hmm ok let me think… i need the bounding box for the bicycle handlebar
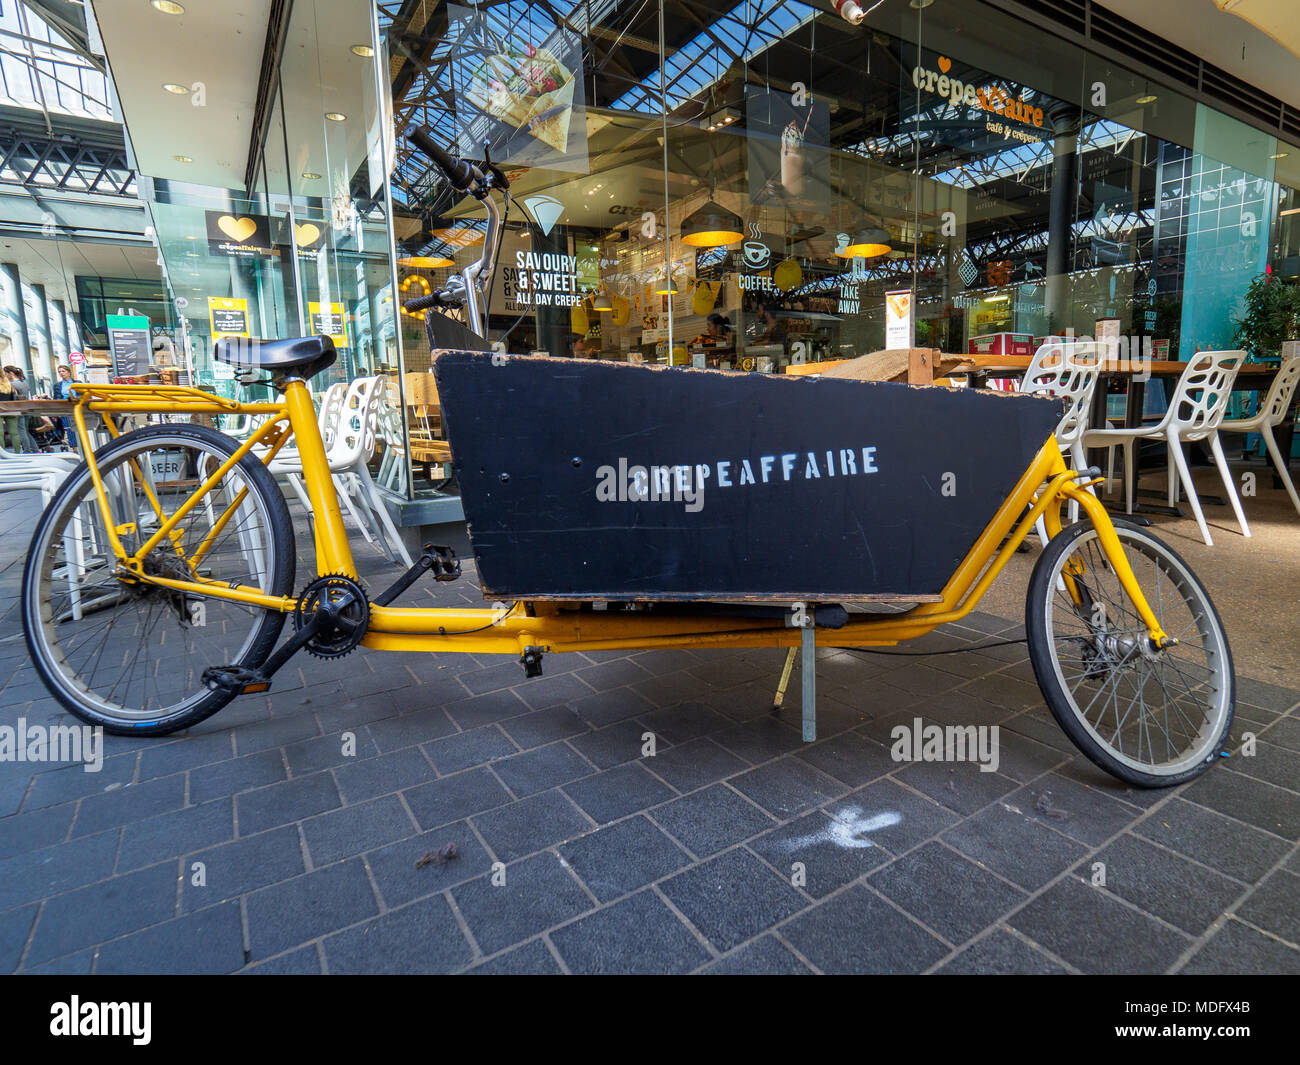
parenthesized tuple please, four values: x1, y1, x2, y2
(408, 127, 478, 191)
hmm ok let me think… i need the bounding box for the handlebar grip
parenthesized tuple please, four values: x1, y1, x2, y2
(403, 293, 441, 313)
(408, 127, 475, 190)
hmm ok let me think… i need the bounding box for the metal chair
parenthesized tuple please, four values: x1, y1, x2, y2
(1220, 353, 1300, 518)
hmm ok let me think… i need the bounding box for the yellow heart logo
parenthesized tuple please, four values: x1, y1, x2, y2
(937, 56, 952, 73)
(217, 215, 258, 242)
(295, 222, 321, 246)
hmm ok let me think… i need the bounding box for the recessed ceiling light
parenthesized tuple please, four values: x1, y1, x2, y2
(162, 83, 189, 95)
(302, 172, 321, 180)
(1271, 152, 1290, 160)
(1136, 94, 1158, 105)
(173, 154, 192, 163)
(350, 44, 374, 57)
(325, 112, 346, 122)
(150, 1, 185, 14)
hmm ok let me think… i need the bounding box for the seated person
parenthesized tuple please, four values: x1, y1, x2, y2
(691, 313, 734, 350)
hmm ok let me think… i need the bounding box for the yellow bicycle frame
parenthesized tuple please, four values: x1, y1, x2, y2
(69, 379, 1169, 659)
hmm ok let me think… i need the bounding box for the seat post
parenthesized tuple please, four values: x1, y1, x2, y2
(282, 378, 357, 577)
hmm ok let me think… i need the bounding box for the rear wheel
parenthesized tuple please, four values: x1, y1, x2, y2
(1025, 517, 1233, 787)
(22, 423, 295, 735)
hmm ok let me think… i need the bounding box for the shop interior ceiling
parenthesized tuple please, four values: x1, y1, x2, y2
(384, 0, 1110, 283)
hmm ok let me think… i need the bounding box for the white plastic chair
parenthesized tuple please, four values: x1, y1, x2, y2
(1220, 353, 1300, 518)
(269, 376, 412, 568)
(1083, 350, 1248, 546)
(1019, 341, 1104, 542)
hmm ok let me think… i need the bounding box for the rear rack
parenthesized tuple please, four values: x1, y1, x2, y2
(71, 383, 284, 416)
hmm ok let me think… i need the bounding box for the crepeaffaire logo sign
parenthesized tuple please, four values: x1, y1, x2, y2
(911, 55, 1044, 142)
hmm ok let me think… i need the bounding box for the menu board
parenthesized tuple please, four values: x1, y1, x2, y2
(105, 314, 150, 377)
(309, 301, 347, 344)
(208, 297, 250, 339)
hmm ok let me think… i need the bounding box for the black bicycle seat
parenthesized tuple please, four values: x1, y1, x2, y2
(213, 335, 337, 378)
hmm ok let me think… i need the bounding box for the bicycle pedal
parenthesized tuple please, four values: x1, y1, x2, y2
(201, 665, 271, 695)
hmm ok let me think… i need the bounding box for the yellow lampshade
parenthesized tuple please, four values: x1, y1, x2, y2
(836, 225, 892, 258)
(398, 255, 454, 268)
(680, 200, 743, 248)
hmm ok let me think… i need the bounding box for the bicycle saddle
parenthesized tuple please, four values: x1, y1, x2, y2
(213, 335, 337, 378)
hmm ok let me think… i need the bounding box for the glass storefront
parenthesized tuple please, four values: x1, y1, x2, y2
(137, 0, 1300, 506)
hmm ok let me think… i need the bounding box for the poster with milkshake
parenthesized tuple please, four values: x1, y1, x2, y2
(745, 87, 830, 214)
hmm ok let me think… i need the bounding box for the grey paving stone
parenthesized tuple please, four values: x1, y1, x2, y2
(71, 773, 186, 837)
(1236, 678, 1300, 714)
(1009, 875, 1191, 974)
(27, 861, 179, 966)
(421, 725, 518, 775)
(651, 783, 774, 857)
(711, 717, 804, 764)
(323, 894, 473, 974)
(441, 689, 530, 731)
(471, 789, 592, 862)
(236, 771, 341, 835)
(451, 851, 595, 955)
(567, 719, 661, 770)
(1259, 715, 1300, 751)
(491, 742, 594, 798)
(189, 749, 287, 803)
(550, 889, 711, 974)
(137, 733, 235, 780)
(365, 708, 459, 754)
(1132, 798, 1293, 882)
(118, 798, 235, 872)
(512, 672, 595, 711)
(700, 934, 812, 973)
(891, 756, 1018, 817)
(0, 802, 74, 861)
(870, 841, 1029, 944)
(562, 762, 676, 825)
(230, 712, 320, 755)
(748, 810, 892, 896)
(182, 826, 306, 912)
(497, 706, 590, 749)
(1180, 917, 1300, 974)
(658, 848, 806, 953)
(635, 702, 730, 745)
(729, 756, 847, 819)
(1182, 769, 1300, 840)
(559, 815, 692, 903)
(466, 938, 563, 974)
(1003, 773, 1143, 846)
(0, 903, 36, 972)
(935, 929, 1070, 974)
(780, 884, 949, 973)
(20, 948, 94, 975)
(568, 688, 654, 729)
(95, 900, 244, 974)
(332, 746, 434, 803)
(825, 777, 963, 858)
(942, 800, 1090, 891)
(988, 728, 1070, 783)
(283, 730, 380, 776)
(244, 944, 322, 974)
(1222, 741, 1300, 792)
(642, 737, 749, 792)
(403, 766, 513, 830)
(575, 658, 651, 692)
(364, 820, 494, 908)
(0, 828, 121, 910)
(1235, 870, 1300, 944)
(794, 732, 895, 788)
(458, 661, 533, 696)
(1091, 833, 1244, 936)
(300, 795, 416, 866)
(245, 859, 378, 960)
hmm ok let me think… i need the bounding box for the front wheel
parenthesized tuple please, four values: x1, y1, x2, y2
(1025, 517, 1233, 787)
(22, 423, 296, 735)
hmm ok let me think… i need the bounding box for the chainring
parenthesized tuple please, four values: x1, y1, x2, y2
(294, 575, 370, 658)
